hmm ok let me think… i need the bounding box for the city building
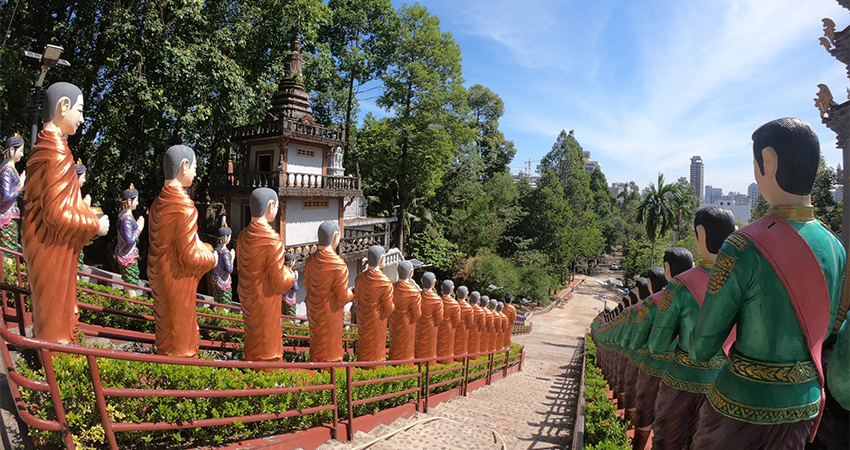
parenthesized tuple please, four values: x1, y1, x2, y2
(610, 182, 628, 197)
(583, 151, 601, 174)
(712, 200, 751, 223)
(690, 156, 704, 202)
(747, 183, 760, 209)
(704, 185, 723, 205)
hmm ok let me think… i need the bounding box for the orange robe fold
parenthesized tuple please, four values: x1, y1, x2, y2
(388, 279, 421, 361)
(23, 130, 100, 344)
(503, 304, 517, 348)
(148, 185, 217, 358)
(484, 309, 495, 353)
(237, 221, 295, 364)
(470, 304, 486, 356)
(454, 300, 474, 362)
(354, 268, 395, 362)
(436, 295, 462, 364)
(304, 248, 353, 362)
(415, 289, 444, 359)
(496, 312, 508, 351)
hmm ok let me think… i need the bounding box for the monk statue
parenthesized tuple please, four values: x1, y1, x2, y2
(631, 259, 691, 450)
(480, 295, 493, 353)
(0, 133, 24, 262)
(23, 82, 108, 344)
(691, 118, 846, 450)
(237, 188, 295, 365)
(414, 272, 443, 360)
(304, 221, 354, 362)
(453, 286, 474, 362)
(115, 184, 144, 297)
(828, 318, 850, 410)
(502, 294, 518, 348)
(388, 260, 421, 362)
(436, 280, 461, 364)
(354, 245, 395, 362)
(488, 299, 501, 352)
(211, 217, 235, 306)
(468, 291, 484, 356)
(496, 301, 509, 350)
(648, 207, 737, 450)
(148, 144, 217, 357)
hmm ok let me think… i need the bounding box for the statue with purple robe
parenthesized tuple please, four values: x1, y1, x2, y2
(211, 218, 234, 305)
(116, 184, 143, 297)
(0, 133, 25, 260)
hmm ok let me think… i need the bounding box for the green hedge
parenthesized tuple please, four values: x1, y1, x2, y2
(583, 337, 629, 450)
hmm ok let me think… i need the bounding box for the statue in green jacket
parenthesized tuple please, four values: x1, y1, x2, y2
(630, 254, 693, 450)
(690, 118, 846, 450)
(648, 207, 737, 450)
(618, 281, 649, 414)
(828, 318, 849, 410)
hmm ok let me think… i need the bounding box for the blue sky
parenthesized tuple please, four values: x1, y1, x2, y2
(375, 0, 849, 194)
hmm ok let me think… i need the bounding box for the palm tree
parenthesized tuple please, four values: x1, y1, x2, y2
(636, 173, 677, 266)
(671, 186, 699, 242)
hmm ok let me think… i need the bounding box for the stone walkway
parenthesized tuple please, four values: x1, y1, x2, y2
(315, 274, 615, 450)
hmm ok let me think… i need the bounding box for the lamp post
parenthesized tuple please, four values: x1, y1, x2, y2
(24, 44, 70, 145)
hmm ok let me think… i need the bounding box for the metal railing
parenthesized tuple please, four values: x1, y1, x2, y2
(211, 170, 361, 192)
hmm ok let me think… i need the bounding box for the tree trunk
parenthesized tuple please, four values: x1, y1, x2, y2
(649, 240, 656, 266)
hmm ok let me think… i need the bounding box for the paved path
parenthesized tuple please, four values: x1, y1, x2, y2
(316, 274, 616, 450)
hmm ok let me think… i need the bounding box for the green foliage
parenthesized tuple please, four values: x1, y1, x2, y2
(636, 173, 678, 266)
(468, 84, 516, 180)
(621, 239, 665, 283)
(812, 159, 842, 233)
(517, 170, 572, 283)
(406, 227, 461, 275)
(455, 250, 521, 299)
(583, 338, 629, 449)
(749, 194, 770, 222)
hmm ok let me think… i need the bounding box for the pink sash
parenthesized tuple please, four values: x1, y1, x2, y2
(737, 216, 830, 441)
(678, 267, 737, 355)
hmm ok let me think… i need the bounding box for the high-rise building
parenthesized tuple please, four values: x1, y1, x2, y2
(747, 183, 760, 209)
(690, 156, 704, 202)
(705, 185, 723, 205)
(610, 182, 628, 197)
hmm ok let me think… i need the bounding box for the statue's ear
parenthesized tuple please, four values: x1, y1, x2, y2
(179, 158, 191, 175)
(760, 147, 778, 180)
(266, 199, 277, 216)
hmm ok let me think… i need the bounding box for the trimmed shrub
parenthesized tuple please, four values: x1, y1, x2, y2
(583, 337, 629, 449)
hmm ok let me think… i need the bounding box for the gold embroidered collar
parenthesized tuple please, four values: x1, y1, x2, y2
(699, 260, 715, 270)
(768, 205, 814, 222)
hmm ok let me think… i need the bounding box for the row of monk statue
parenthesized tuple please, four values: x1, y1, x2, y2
(6, 81, 519, 367)
(591, 117, 850, 450)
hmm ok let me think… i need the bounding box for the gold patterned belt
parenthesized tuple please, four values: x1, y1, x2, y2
(674, 348, 726, 370)
(651, 352, 673, 361)
(726, 351, 818, 384)
(637, 348, 650, 356)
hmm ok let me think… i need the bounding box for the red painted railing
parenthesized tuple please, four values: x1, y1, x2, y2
(0, 248, 526, 449)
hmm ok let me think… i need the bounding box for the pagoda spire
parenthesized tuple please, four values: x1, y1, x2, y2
(268, 15, 314, 124)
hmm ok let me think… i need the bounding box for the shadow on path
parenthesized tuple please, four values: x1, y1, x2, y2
(523, 337, 583, 449)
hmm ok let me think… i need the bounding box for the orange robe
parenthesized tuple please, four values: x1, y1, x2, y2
(495, 312, 508, 351)
(354, 269, 395, 362)
(436, 295, 461, 364)
(148, 185, 217, 358)
(237, 221, 295, 364)
(304, 248, 353, 362)
(388, 279, 421, 361)
(484, 309, 495, 353)
(470, 304, 486, 356)
(454, 300, 474, 362)
(415, 289, 443, 359)
(23, 130, 100, 344)
(503, 304, 517, 348)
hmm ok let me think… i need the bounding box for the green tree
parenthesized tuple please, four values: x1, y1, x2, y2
(519, 170, 572, 283)
(312, 0, 400, 158)
(468, 84, 516, 180)
(636, 173, 677, 266)
(589, 169, 623, 252)
(354, 4, 472, 254)
(750, 194, 770, 222)
(671, 177, 700, 243)
(812, 158, 841, 232)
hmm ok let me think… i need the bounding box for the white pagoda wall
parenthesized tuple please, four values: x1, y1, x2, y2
(285, 198, 340, 246)
(286, 143, 323, 175)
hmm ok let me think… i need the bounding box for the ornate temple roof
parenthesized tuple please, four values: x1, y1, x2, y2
(267, 29, 314, 124)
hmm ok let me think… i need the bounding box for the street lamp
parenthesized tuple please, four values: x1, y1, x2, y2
(24, 44, 70, 144)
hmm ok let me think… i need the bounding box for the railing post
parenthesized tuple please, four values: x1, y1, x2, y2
(41, 349, 76, 450)
(346, 366, 354, 441)
(331, 367, 340, 440)
(486, 352, 495, 386)
(503, 349, 510, 377)
(87, 355, 119, 450)
(416, 361, 423, 412)
(424, 360, 431, 413)
(15, 253, 26, 335)
(462, 356, 470, 397)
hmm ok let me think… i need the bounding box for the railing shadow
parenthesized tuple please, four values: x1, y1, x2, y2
(524, 338, 584, 449)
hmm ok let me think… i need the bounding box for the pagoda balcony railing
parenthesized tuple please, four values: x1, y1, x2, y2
(286, 228, 391, 265)
(211, 171, 361, 193)
(231, 118, 346, 144)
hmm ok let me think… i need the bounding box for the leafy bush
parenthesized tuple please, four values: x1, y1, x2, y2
(583, 337, 629, 449)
